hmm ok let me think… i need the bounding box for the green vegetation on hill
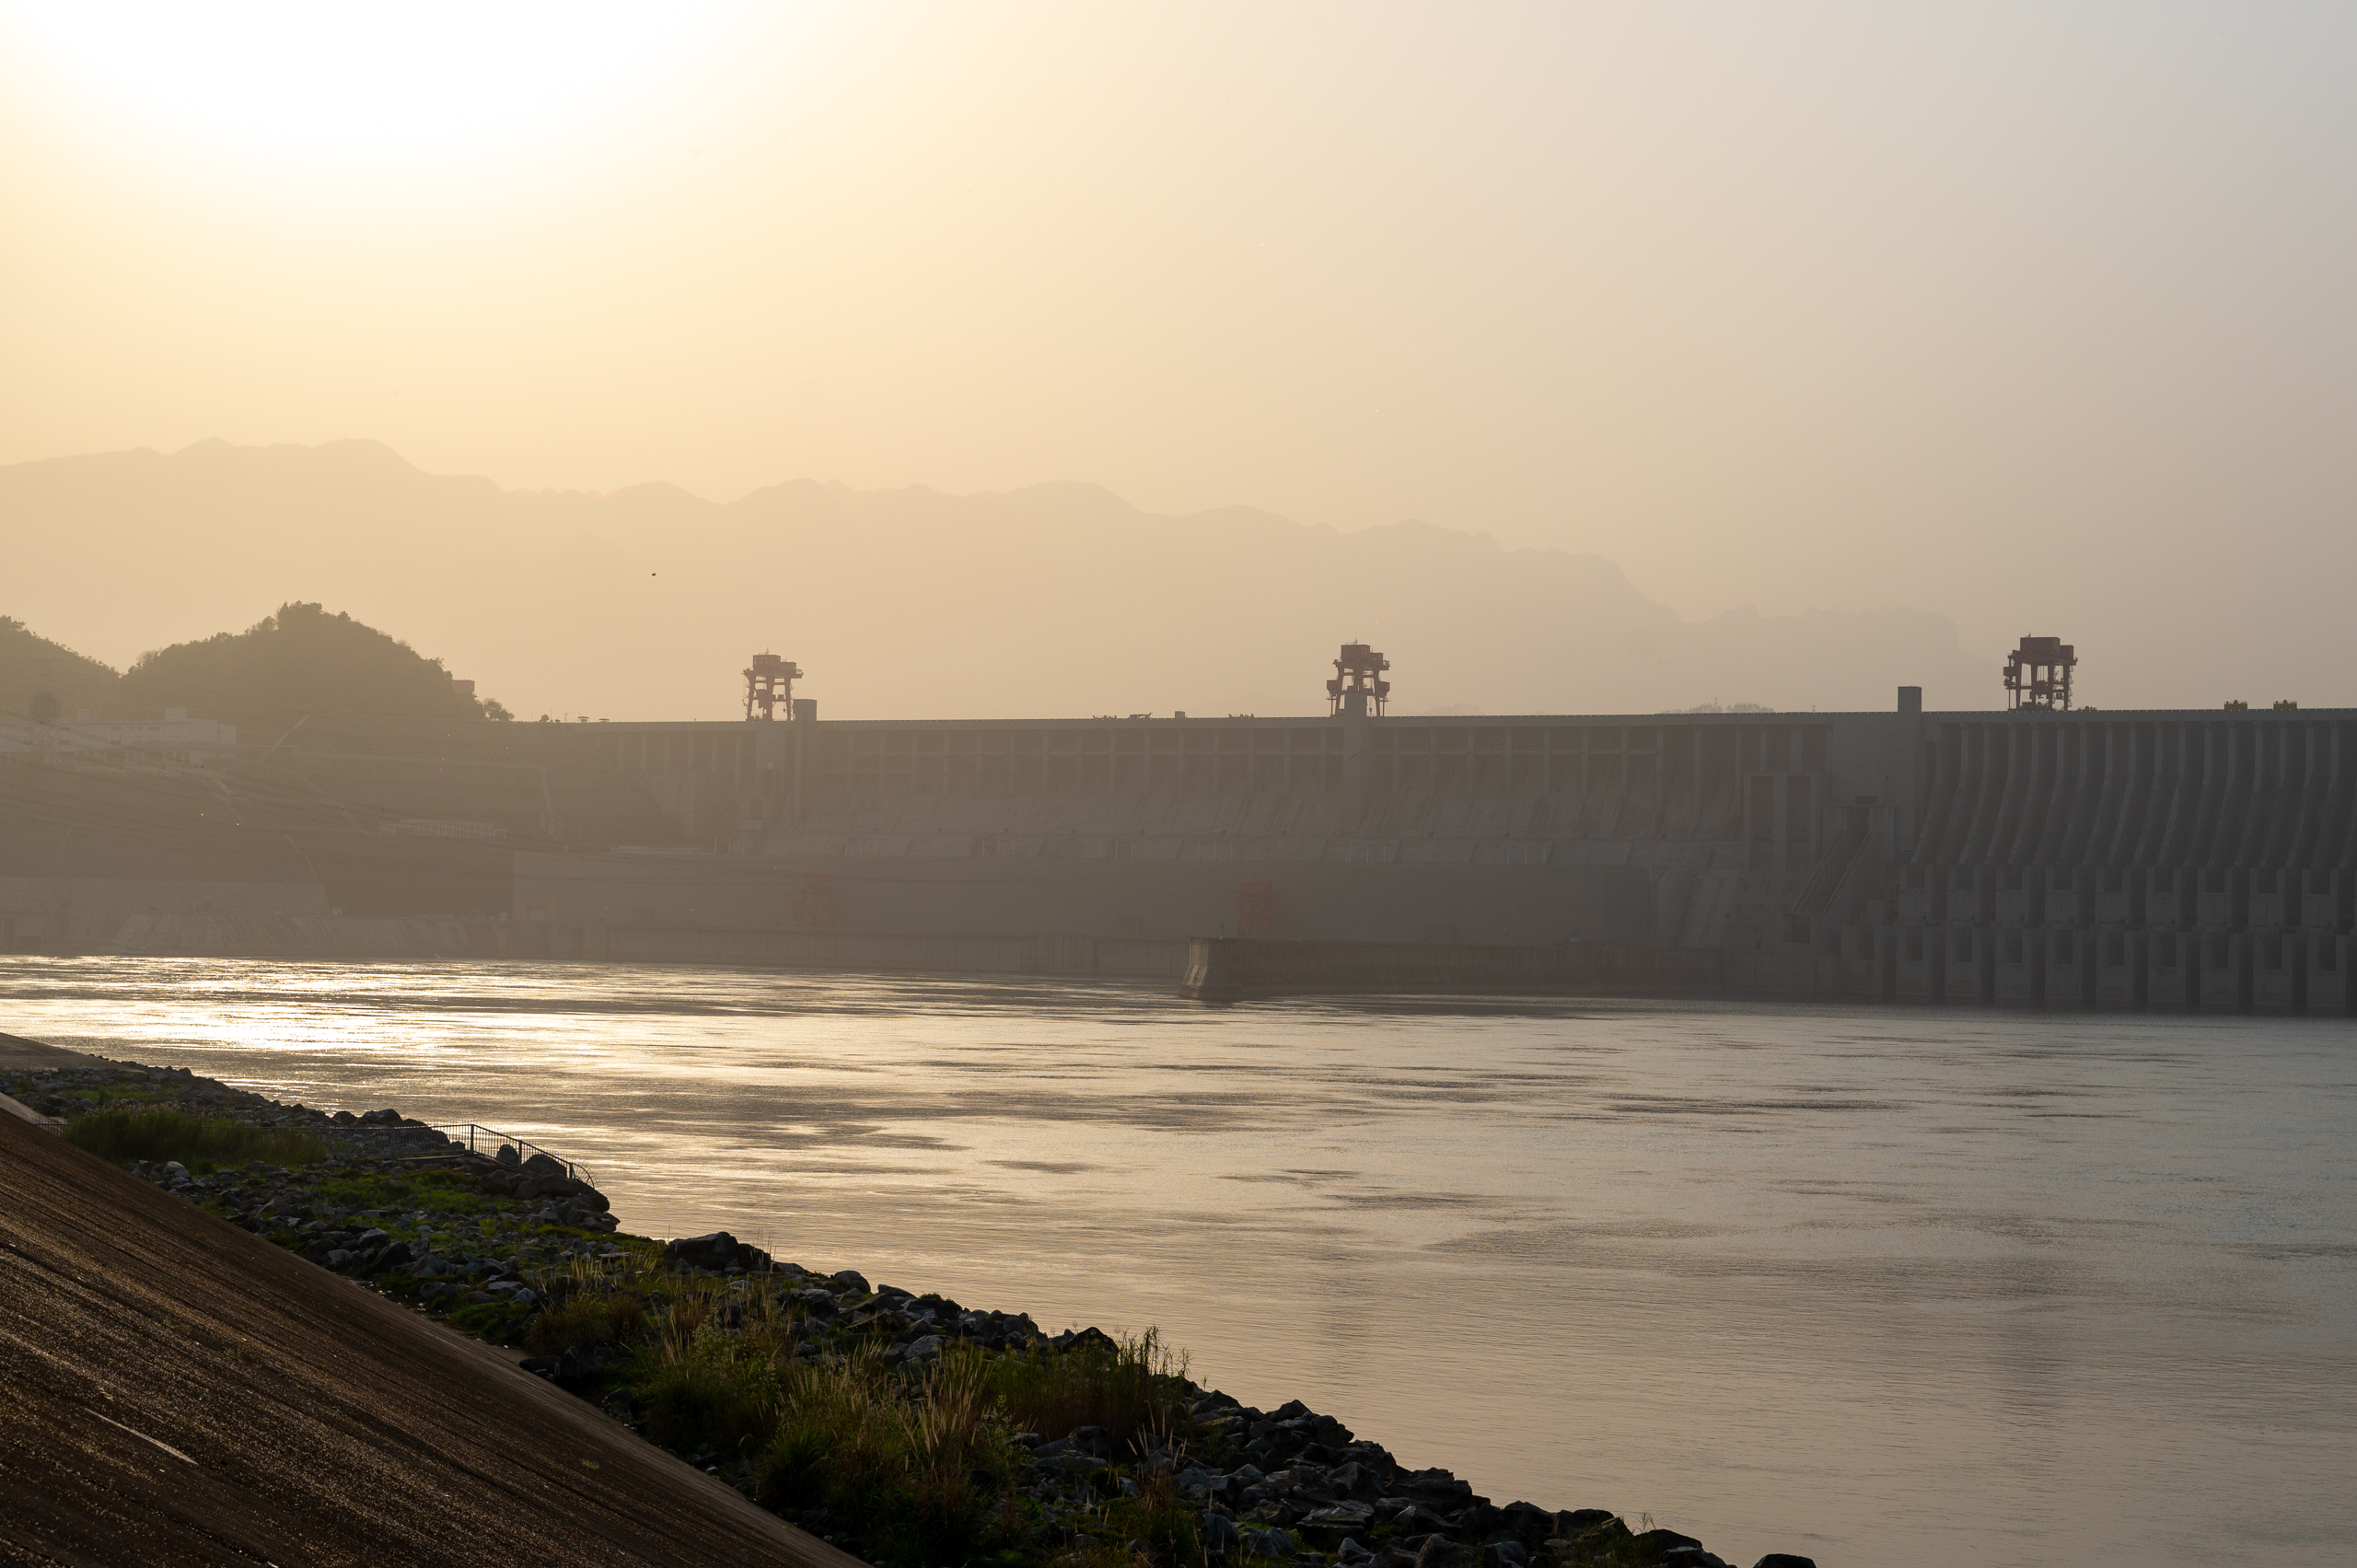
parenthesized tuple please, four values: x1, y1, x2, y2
(116, 600, 511, 734)
(0, 614, 117, 725)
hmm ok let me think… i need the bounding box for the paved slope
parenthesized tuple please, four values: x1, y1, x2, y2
(0, 1029, 103, 1070)
(0, 1110, 857, 1568)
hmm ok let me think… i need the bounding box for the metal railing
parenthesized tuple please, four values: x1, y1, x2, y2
(349, 1121, 589, 1186)
(436, 1123, 590, 1185)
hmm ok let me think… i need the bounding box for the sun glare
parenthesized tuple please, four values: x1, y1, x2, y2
(6, 2, 724, 176)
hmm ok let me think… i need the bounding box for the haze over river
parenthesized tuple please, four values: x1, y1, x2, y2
(5, 958, 2351, 1567)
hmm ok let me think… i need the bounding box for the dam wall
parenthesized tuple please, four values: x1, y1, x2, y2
(1859, 710, 2357, 1014)
(0, 877, 329, 951)
(18, 694, 2356, 1013)
(537, 695, 2357, 1012)
(556, 704, 1903, 952)
(9, 907, 1189, 977)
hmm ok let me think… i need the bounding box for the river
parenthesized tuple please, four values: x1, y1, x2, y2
(3, 956, 2351, 1567)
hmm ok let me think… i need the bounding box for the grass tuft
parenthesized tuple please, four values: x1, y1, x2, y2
(67, 1108, 326, 1171)
(990, 1329, 1190, 1453)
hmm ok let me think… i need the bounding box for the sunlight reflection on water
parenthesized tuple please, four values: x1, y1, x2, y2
(6, 956, 2352, 1568)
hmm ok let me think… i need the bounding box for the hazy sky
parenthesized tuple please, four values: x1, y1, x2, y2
(4, 3, 2353, 664)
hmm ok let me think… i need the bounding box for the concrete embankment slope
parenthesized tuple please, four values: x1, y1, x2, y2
(0, 1111, 857, 1568)
(0, 1028, 103, 1070)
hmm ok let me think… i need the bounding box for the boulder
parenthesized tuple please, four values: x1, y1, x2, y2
(521, 1152, 565, 1178)
(495, 1173, 610, 1210)
(829, 1270, 868, 1294)
(663, 1231, 771, 1272)
(1388, 1506, 1450, 1537)
(1456, 1504, 1504, 1539)
(1297, 1502, 1376, 1547)
(494, 1144, 521, 1167)
(552, 1345, 611, 1387)
(1629, 1530, 1704, 1560)
(1400, 1469, 1474, 1509)
(1751, 1558, 1817, 1568)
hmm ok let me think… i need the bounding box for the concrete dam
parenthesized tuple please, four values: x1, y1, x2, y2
(511, 681, 2357, 1014)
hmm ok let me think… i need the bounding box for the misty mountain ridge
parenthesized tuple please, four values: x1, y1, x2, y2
(1, 438, 1988, 722)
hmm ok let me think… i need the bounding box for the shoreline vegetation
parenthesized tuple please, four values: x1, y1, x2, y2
(15, 1058, 1814, 1568)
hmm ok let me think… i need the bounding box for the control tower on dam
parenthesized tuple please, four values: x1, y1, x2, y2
(518, 659, 2357, 1013)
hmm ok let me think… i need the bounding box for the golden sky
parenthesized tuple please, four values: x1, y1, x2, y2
(4, 3, 2352, 665)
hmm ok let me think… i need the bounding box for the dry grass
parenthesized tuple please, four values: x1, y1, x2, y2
(518, 1272, 1199, 1567)
(67, 1108, 326, 1171)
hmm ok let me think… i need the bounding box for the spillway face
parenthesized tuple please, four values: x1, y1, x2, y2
(1869, 714, 2357, 1015)
(517, 698, 2357, 1013)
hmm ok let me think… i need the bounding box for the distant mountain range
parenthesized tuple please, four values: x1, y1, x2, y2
(2, 439, 1990, 721)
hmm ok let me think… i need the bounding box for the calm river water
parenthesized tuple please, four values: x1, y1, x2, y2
(4, 957, 2351, 1567)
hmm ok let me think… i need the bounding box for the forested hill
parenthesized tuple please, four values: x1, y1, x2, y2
(1, 601, 508, 734)
(1, 616, 117, 725)
(117, 602, 506, 737)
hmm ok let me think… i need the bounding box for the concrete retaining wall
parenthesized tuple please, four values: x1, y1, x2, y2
(25, 909, 1190, 981)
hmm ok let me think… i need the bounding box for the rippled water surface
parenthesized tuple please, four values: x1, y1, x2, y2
(5, 957, 2352, 1567)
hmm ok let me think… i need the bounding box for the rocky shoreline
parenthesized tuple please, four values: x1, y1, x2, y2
(7, 1056, 1817, 1568)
